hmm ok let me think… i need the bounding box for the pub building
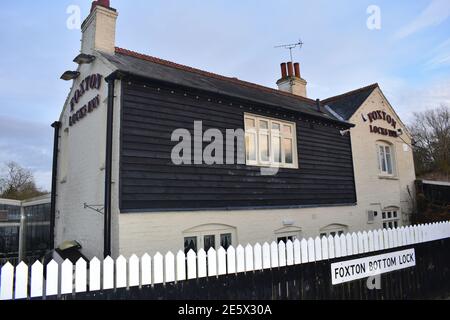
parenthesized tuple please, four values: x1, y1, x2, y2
(51, 0, 416, 258)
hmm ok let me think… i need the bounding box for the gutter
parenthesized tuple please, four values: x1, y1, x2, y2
(50, 121, 61, 250)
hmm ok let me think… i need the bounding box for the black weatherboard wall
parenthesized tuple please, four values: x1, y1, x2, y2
(119, 78, 356, 212)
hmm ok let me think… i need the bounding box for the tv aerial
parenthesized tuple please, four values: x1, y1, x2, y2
(274, 39, 304, 63)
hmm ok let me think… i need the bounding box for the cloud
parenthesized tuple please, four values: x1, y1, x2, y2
(424, 38, 450, 70)
(395, 0, 450, 39)
(385, 76, 450, 123)
(0, 116, 53, 190)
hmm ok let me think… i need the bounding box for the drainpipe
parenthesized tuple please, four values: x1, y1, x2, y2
(104, 76, 116, 258)
(50, 121, 61, 250)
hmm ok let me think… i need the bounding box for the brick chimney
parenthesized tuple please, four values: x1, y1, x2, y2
(81, 0, 118, 54)
(276, 62, 308, 98)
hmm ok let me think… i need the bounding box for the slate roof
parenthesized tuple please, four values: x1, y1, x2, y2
(99, 48, 353, 126)
(322, 83, 379, 120)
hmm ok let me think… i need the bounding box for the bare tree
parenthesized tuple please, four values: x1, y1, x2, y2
(0, 162, 46, 200)
(409, 105, 450, 180)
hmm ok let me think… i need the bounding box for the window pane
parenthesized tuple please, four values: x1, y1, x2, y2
(245, 133, 256, 161)
(184, 237, 197, 254)
(220, 234, 232, 250)
(284, 138, 293, 164)
(383, 223, 387, 229)
(388, 212, 392, 219)
(394, 221, 398, 228)
(204, 235, 215, 251)
(259, 120, 268, 130)
(389, 222, 393, 228)
(393, 211, 397, 218)
(272, 136, 281, 163)
(277, 237, 288, 244)
(382, 212, 386, 219)
(386, 150, 393, 174)
(272, 123, 281, 131)
(283, 125, 292, 135)
(260, 134, 270, 162)
(379, 146, 386, 172)
(245, 118, 255, 129)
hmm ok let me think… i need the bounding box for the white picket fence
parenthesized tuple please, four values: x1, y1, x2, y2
(1, 222, 449, 300)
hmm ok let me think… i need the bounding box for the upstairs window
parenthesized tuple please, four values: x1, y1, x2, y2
(377, 142, 395, 176)
(244, 114, 298, 168)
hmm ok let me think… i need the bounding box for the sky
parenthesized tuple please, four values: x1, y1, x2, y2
(0, 0, 449, 191)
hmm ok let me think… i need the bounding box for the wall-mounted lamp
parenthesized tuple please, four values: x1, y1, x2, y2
(74, 53, 96, 65)
(60, 71, 80, 81)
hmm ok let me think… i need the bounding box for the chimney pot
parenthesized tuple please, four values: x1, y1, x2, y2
(91, 0, 111, 13)
(287, 62, 294, 77)
(294, 63, 300, 78)
(280, 63, 287, 78)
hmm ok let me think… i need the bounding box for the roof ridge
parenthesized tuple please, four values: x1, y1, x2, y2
(322, 83, 379, 104)
(115, 47, 317, 105)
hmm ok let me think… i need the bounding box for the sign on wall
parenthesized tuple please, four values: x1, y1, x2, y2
(363, 110, 398, 138)
(69, 73, 103, 127)
(331, 248, 416, 285)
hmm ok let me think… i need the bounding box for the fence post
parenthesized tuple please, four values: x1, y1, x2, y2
(208, 248, 217, 277)
(46, 260, 59, 297)
(0, 263, 14, 300)
(293, 239, 301, 264)
(152, 252, 163, 284)
(227, 246, 236, 274)
(75, 258, 87, 293)
(278, 241, 286, 267)
(340, 234, 347, 257)
(217, 247, 227, 275)
(301, 239, 308, 263)
(286, 240, 294, 266)
(61, 259, 74, 295)
(141, 253, 152, 285)
(116, 256, 127, 289)
(89, 257, 101, 291)
(30, 261, 44, 298)
(245, 244, 254, 271)
(165, 252, 175, 283)
(315, 237, 322, 261)
(103, 257, 114, 290)
(236, 245, 245, 273)
(334, 235, 342, 258)
(129, 255, 140, 288)
(198, 248, 209, 278)
(346, 233, 353, 255)
(14, 262, 28, 300)
(327, 235, 335, 259)
(254, 243, 263, 270)
(176, 251, 186, 281)
(187, 250, 197, 280)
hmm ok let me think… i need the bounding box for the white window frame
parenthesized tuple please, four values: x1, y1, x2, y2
(319, 224, 348, 238)
(183, 224, 237, 252)
(381, 208, 401, 229)
(244, 113, 298, 169)
(377, 142, 395, 176)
